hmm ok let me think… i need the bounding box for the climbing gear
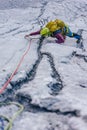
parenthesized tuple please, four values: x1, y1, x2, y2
(46, 21, 57, 32)
(40, 27, 50, 36)
(0, 39, 32, 94)
(46, 19, 65, 32)
(0, 102, 24, 130)
(55, 19, 65, 29)
(46, 20, 59, 32)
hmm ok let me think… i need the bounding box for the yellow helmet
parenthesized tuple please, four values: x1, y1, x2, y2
(40, 27, 50, 36)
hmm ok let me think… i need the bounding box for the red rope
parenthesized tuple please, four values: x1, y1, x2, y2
(0, 39, 32, 94)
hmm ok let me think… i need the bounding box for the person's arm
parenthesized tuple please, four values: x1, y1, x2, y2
(25, 30, 41, 38)
(30, 30, 41, 36)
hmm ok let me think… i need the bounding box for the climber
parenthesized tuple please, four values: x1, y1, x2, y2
(25, 19, 81, 44)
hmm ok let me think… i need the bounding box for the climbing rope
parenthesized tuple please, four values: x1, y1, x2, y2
(0, 102, 24, 130)
(0, 39, 32, 94)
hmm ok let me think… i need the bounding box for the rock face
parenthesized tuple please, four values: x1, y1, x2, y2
(0, 0, 87, 130)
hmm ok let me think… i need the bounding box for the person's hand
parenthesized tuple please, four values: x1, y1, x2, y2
(24, 34, 30, 39)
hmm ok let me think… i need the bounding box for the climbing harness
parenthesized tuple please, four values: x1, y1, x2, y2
(0, 39, 32, 94)
(0, 102, 24, 130)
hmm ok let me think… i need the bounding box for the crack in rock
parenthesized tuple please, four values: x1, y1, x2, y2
(13, 37, 63, 94)
(74, 53, 87, 63)
(42, 52, 63, 95)
(16, 93, 80, 117)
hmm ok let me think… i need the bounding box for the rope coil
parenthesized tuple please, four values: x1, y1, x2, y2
(0, 102, 24, 130)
